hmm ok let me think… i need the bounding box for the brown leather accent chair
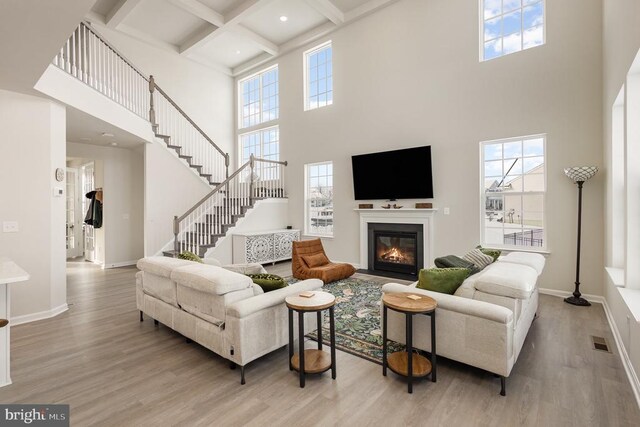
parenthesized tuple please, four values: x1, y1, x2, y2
(292, 239, 356, 283)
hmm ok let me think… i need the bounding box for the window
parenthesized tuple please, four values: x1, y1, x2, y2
(238, 65, 279, 167)
(239, 65, 278, 129)
(305, 161, 333, 236)
(481, 0, 545, 61)
(481, 135, 546, 249)
(304, 41, 333, 111)
(239, 126, 279, 178)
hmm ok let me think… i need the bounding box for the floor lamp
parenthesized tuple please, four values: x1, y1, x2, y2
(563, 166, 598, 306)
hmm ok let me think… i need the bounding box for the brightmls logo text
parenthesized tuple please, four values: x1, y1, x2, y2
(1, 405, 69, 426)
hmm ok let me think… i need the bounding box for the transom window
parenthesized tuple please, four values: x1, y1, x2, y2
(481, 135, 546, 249)
(481, 0, 545, 61)
(239, 65, 278, 129)
(305, 161, 334, 236)
(304, 41, 333, 111)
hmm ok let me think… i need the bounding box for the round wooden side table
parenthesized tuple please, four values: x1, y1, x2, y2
(382, 292, 437, 394)
(286, 291, 337, 388)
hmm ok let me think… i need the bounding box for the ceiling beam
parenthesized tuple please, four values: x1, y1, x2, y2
(105, 0, 144, 28)
(179, 0, 278, 55)
(168, 0, 224, 27)
(303, 0, 344, 25)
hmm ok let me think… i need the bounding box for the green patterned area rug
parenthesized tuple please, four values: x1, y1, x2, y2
(289, 277, 404, 365)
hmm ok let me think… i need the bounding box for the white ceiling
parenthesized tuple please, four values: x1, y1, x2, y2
(67, 106, 147, 149)
(87, 0, 399, 75)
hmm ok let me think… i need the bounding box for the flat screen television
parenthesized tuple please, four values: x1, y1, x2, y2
(351, 146, 433, 200)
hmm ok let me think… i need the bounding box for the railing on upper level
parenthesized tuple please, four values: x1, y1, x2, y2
(174, 155, 288, 256)
(52, 22, 149, 119)
(53, 22, 229, 183)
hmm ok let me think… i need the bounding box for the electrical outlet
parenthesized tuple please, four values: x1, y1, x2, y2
(444, 207, 450, 215)
(3, 221, 19, 233)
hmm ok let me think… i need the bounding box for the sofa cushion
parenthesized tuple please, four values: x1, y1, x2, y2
(417, 268, 470, 295)
(463, 249, 494, 270)
(474, 262, 538, 299)
(499, 252, 546, 275)
(171, 264, 253, 295)
(302, 253, 330, 268)
(246, 273, 288, 293)
(137, 256, 194, 279)
(435, 255, 481, 275)
(140, 272, 179, 307)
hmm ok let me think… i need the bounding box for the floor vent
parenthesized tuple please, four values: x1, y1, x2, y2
(591, 336, 611, 353)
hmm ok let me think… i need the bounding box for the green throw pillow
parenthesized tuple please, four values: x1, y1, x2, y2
(246, 273, 287, 293)
(417, 268, 470, 295)
(178, 251, 203, 263)
(476, 245, 502, 262)
(434, 255, 481, 275)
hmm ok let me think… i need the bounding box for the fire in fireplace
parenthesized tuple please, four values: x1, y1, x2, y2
(367, 223, 423, 278)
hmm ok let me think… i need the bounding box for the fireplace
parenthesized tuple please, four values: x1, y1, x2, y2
(367, 223, 423, 279)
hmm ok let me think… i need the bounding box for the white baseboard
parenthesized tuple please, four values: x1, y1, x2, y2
(538, 288, 640, 408)
(0, 379, 12, 388)
(102, 260, 138, 269)
(538, 288, 605, 304)
(10, 303, 69, 326)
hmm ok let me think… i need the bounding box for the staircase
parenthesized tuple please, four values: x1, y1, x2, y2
(54, 22, 288, 258)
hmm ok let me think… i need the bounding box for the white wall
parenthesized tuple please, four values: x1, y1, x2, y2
(85, 21, 235, 164)
(67, 142, 144, 267)
(602, 0, 640, 397)
(0, 90, 67, 319)
(237, 0, 604, 294)
(144, 138, 212, 255)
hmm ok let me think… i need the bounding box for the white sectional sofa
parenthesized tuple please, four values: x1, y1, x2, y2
(135, 256, 323, 384)
(381, 252, 545, 395)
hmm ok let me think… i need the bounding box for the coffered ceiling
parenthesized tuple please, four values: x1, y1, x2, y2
(87, 0, 399, 75)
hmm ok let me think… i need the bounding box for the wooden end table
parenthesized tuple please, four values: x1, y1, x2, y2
(382, 292, 437, 393)
(286, 291, 337, 388)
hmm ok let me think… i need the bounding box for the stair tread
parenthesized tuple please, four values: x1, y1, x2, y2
(155, 134, 170, 139)
(166, 144, 181, 149)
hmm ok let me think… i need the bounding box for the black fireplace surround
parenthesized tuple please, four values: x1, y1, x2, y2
(366, 223, 424, 280)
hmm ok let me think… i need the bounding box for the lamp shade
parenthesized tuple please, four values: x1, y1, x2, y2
(564, 166, 598, 183)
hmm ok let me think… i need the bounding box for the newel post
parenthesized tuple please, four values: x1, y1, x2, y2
(173, 215, 179, 255)
(149, 75, 156, 127)
(249, 154, 255, 205)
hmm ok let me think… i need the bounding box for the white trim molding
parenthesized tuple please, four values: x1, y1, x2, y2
(539, 289, 640, 408)
(355, 208, 437, 271)
(10, 303, 68, 326)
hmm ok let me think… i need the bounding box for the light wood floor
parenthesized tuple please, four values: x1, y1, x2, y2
(1, 261, 638, 426)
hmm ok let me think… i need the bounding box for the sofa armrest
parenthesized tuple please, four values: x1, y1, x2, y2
(382, 283, 513, 324)
(227, 279, 323, 318)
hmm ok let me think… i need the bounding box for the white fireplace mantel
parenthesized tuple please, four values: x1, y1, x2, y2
(355, 208, 438, 271)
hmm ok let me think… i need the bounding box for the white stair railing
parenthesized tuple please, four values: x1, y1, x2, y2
(174, 156, 288, 256)
(150, 79, 229, 185)
(53, 22, 230, 183)
(52, 22, 149, 119)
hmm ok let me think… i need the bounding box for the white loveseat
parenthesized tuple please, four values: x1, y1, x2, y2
(136, 256, 323, 384)
(382, 252, 545, 395)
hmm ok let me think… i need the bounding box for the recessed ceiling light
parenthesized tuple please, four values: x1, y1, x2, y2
(279, 15, 288, 22)
(101, 132, 115, 138)
(110, 142, 118, 146)
(236, 50, 241, 54)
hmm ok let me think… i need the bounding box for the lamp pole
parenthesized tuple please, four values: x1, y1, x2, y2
(565, 180, 590, 306)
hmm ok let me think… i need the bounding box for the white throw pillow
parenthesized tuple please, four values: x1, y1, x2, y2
(463, 249, 494, 270)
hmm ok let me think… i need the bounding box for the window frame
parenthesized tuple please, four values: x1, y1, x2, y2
(304, 160, 334, 238)
(303, 40, 333, 112)
(237, 124, 280, 168)
(479, 0, 546, 62)
(479, 133, 548, 252)
(237, 64, 279, 131)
